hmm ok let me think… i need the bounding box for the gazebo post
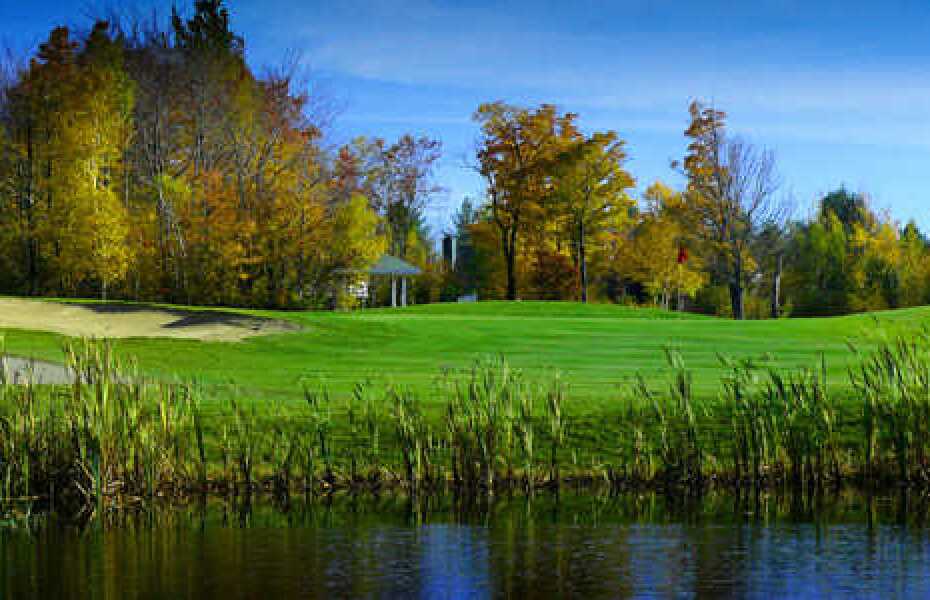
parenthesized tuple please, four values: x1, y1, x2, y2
(369, 255, 421, 309)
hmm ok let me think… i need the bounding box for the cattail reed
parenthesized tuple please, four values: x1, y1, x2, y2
(7, 332, 930, 509)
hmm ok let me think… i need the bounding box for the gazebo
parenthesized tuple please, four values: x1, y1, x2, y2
(368, 255, 422, 307)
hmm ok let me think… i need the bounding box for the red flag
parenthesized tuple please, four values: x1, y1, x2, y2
(677, 246, 688, 264)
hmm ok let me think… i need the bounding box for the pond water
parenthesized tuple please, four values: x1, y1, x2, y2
(3, 490, 930, 599)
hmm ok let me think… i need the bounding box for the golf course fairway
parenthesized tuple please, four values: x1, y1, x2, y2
(0, 298, 926, 410)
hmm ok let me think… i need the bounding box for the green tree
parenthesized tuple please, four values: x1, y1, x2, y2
(554, 131, 635, 302)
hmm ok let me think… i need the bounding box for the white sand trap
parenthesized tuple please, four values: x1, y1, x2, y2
(0, 298, 300, 342)
(3, 356, 74, 384)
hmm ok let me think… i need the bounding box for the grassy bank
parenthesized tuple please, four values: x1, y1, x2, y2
(5, 332, 930, 506)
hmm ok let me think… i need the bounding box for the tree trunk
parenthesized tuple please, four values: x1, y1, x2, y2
(505, 251, 517, 300)
(25, 122, 38, 297)
(730, 281, 744, 320)
(505, 226, 518, 301)
(730, 255, 745, 320)
(770, 254, 783, 319)
(677, 274, 684, 311)
(579, 219, 588, 303)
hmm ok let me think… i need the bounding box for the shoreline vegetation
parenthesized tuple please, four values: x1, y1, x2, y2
(5, 331, 930, 513)
(7, 485, 930, 532)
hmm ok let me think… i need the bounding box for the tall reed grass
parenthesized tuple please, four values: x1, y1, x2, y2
(6, 332, 930, 508)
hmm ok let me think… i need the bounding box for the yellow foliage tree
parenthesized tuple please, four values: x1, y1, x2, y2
(625, 183, 707, 309)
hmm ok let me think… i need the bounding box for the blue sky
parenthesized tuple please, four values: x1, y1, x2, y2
(4, 0, 930, 232)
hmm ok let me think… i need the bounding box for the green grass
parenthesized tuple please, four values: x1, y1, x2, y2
(1, 299, 928, 412)
(8, 319, 930, 500)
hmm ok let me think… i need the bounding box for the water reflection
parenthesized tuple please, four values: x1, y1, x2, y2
(3, 490, 930, 598)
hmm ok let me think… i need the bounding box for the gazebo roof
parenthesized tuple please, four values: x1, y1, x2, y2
(368, 254, 422, 276)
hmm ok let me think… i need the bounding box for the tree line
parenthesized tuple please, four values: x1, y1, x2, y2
(1, 1, 928, 318)
(451, 101, 930, 319)
(0, 1, 442, 308)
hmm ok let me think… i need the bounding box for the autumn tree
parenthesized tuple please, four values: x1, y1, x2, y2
(474, 102, 576, 300)
(675, 101, 783, 319)
(77, 22, 135, 298)
(7, 2, 930, 317)
(624, 182, 706, 308)
(0, 2, 383, 308)
(374, 135, 442, 259)
(121, 15, 190, 293)
(171, 0, 245, 177)
(2, 27, 81, 295)
(329, 194, 386, 306)
(554, 130, 635, 302)
(0, 23, 136, 298)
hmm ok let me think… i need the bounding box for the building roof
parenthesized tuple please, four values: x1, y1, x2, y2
(368, 254, 422, 276)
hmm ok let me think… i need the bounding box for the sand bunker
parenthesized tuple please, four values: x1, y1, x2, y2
(0, 298, 299, 342)
(3, 356, 74, 384)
